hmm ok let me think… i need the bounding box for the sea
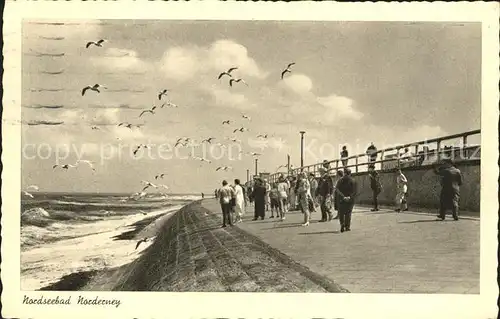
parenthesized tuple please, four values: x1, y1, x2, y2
(20, 192, 201, 290)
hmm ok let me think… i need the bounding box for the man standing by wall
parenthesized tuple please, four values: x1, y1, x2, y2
(315, 167, 334, 222)
(369, 168, 383, 211)
(336, 168, 357, 232)
(434, 159, 463, 221)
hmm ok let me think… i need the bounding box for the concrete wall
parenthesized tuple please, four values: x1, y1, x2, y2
(350, 160, 480, 212)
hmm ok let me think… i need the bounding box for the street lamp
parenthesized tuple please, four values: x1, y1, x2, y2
(300, 131, 306, 168)
(255, 158, 258, 176)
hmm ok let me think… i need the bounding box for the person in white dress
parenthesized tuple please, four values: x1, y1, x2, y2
(395, 169, 408, 212)
(233, 179, 246, 223)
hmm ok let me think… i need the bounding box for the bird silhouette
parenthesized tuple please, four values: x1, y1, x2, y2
(118, 122, 142, 129)
(141, 180, 158, 191)
(257, 134, 269, 139)
(202, 137, 215, 144)
(53, 163, 77, 170)
(135, 238, 149, 250)
(229, 78, 248, 87)
(155, 173, 166, 180)
(226, 137, 241, 143)
(22, 191, 34, 198)
(242, 114, 251, 120)
(82, 84, 106, 96)
(76, 160, 96, 171)
(216, 166, 232, 171)
(139, 109, 155, 118)
(222, 120, 231, 125)
(86, 39, 105, 48)
(281, 62, 296, 79)
(158, 89, 169, 100)
(217, 67, 238, 79)
(91, 126, 100, 130)
(133, 144, 150, 156)
(233, 127, 249, 133)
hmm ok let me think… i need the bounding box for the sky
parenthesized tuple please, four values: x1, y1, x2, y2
(20, 20, 481, 194)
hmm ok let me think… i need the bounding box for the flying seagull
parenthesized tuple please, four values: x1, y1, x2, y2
(133, 144, 149, 156)
(82, 84, 106, 96)
(202, 137, 216, 144)
(53, 163, 77, 170)
(158, 89, 168, 100)
(242, 114, 251, 120)
(22, 191, 34, 198)
(257, 134, 269, 139)
(217, 67, 238, 79)
(164, 102, 178, 108)
(86, 39, 106, 48)
(216, 166, 232, 171)
(139, 108, 155, 118)
(118, 122, 142, 129)
(91, 126, 100, 130)
(135, 237, 149, 250)
(141, 180, 158, 191)
(233, 127, 249, 133)
(229, 78, 248, 87)
(76, 160, 96, 171)
(226, 137, 241, 143)
(155, 173, 166, 180)
(281, 62, 296, 79)
(222, 120, 231, 125)
(192, 156, 212, 164)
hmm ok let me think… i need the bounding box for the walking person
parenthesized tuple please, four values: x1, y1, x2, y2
(218, 180, 235, 228)
(309, 173, 318, 203)
(296, 171, 311, 226)
(340, 146, 349, 167)
(395, 169, 408, 212)
(250, 177, 267, 220)
(315, 167, 334, 222)
(288, 176, 297, 211)
(336, 168, 357, 232)
(269, 183, 280, 218)
(366, 142, 378, 170)
(369, 168, 383, 211)
(434, 159, 463, 221)
(265, 179, 271, 212)
(233, 179, 246, 223)
(332, 170, 344, 219)
(277, 176, 289, 221)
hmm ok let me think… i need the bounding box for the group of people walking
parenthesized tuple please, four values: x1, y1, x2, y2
(216, 157, 464, 230)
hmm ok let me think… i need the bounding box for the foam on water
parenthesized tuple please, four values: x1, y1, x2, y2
(21, 205, 182, 291)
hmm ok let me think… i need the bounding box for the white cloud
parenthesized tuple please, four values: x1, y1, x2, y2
(159, 39, 267, 83)
(160, 46, 201, 82)
(316, 94, 363, 122)
(90, 48, 150, 72)
(282, 74, 313, 95)
(211, 87, 248, 108)
(208, 40, 267, 79)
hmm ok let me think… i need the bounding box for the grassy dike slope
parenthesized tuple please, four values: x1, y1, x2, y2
(82, 199, 348, 292)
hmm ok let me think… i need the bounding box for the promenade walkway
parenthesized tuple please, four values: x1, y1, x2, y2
(202, 199, 479, 294)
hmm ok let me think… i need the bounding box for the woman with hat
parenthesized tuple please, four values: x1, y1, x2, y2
(250, 177, 267, 220)
(296, 171, 311, 226)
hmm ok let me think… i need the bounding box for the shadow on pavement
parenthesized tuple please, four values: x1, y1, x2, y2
(398, 219, 454, 224)
(298, 231, 341, 235)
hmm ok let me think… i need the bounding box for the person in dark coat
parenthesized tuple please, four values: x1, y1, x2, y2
(315, 167, 334, 222)
(434, 159, 463, 220)
(369, 168, 382, 211)
(250, 178, 267, 220)
(335, 168, 357, 232)
(333, 170, 344, 219)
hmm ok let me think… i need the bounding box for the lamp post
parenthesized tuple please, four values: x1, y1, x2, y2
(287, 154, 291, 174)
(255, 158, 258, 176)
(246, 169, 249, 183)
(300, 131, 306, 168)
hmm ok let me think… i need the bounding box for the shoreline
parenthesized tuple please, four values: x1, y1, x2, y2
(24, 203, 187, 291)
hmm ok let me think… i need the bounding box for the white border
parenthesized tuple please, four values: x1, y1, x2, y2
(2, 2, 499, 318)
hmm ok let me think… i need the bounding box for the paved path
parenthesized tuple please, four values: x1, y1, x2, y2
(203, 199, 479, 294)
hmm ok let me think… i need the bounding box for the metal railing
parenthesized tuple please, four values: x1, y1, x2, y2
(261, 129, 480, 183)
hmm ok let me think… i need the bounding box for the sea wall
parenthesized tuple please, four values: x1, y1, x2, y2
(351, 160, 480, 212)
